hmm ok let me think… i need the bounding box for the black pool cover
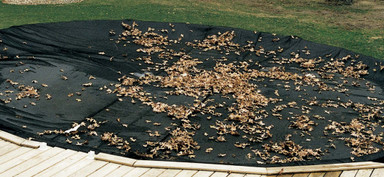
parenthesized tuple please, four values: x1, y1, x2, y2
(1, 20, 384, 167)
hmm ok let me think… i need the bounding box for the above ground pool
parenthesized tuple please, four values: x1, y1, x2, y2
(1, 20, 384, 167)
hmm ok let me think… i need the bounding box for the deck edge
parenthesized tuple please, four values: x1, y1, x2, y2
(0, 130, 42, 148)
(94, 152, 137, 166)
(1, 130, 384, 175)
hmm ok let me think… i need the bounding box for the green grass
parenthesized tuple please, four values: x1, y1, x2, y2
(0, 0, 383, 59)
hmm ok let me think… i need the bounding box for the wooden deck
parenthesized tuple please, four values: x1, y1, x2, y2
(1, 134, 384, 177)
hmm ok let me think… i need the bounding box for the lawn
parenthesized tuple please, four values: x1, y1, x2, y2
(0, 0, 383, 59)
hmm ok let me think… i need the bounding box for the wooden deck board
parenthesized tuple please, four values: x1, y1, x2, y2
(293, 173, 310, 177)
(175, 170, 199, 177)
(339, 170, 358, 177)
(355, 169, 373, 177)
(192, 171, 215, 177)
(140, 168, 166, 177)
(88, 162, 121, 177)
(0, 146, 32, 165)
(323, 171, 342, 177)
(1, 147, 63, 176)
(35, 151, 88, 177)
(104, 165, 135, 177)
(371, 168, 384, 177)
(0, 140, 11, 148)
(0, 147, 51, 174)
(0, 142, 19, 156)
(158, 169, 182, 177)
(244, 174, 262, 177)
(51, 155, 94, 177)
(228, 173, 246, 177)
(308, 172, 325, 177)
(67, 160, 108, 177)
(14, 149, 77, 177)
(210, 171, 230, 177)
(122, 167, 150, 177)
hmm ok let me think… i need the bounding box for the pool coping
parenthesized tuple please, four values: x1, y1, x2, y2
(1, 130, 383, 175)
